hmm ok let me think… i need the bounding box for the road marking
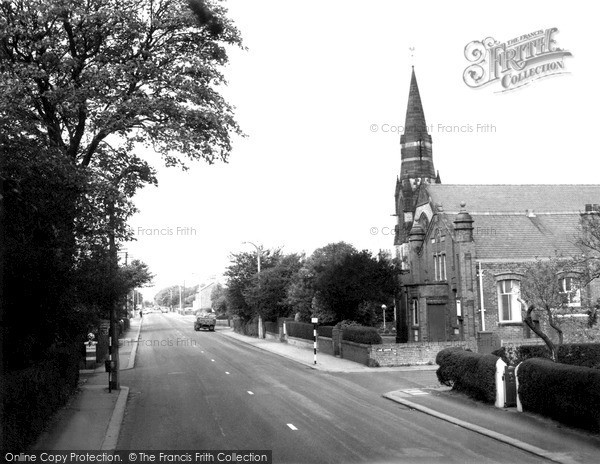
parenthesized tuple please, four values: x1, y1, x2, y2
(211, 359, 215, 362)
(247, 391, 254, 395)
(402, 389, 429, 396)
(287, 424, 298, 431)
(167, 372, 185, 375)
(225, 372, 230, 375)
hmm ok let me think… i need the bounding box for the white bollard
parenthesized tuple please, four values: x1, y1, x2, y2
(494, 358, 507, 408)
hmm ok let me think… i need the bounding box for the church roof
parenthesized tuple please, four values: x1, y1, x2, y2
(471, 213, 581, 259)
(424, 184, 600, 214)
(422, 184, 600, 260)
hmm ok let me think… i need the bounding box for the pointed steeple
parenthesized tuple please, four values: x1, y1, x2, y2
(400, 68, 436, 182)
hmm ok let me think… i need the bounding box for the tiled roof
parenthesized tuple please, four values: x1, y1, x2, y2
(425, 184, 600, 213)
(470, 213, 582, 260)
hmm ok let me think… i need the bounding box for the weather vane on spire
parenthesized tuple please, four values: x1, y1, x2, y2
(409, 46, 415, 67)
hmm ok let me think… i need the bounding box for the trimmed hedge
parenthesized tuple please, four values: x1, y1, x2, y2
(493, 343, 600, 368)
(436, 348, 498, 403)
(318, 325, 334, 338)
(264, 321, 278, 334)
(286, 321, 315, 340)
(518, 358, 600, 432)
(342, 326, 382, 345)
(3, 345, 81, 452)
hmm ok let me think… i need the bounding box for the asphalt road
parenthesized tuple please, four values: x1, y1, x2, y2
(117, 312, 548, 463)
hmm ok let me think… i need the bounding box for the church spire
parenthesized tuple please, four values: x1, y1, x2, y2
(400, 68, 436, 182)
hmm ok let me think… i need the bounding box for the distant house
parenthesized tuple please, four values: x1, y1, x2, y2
(393, 69, 600, 350)
(192, 280, 218, 312)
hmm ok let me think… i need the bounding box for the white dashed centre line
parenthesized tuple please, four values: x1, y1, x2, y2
(211, 359, 215, 362)
(287, 424, 298, 431)
(247, 391, 254, 395)
(225, 372, 230, 375)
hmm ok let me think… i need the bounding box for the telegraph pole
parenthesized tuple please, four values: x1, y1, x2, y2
(107, 200, 120, 390)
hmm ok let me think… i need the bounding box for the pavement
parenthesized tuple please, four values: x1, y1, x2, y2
(28, 314, 600, 464)
(30, 316, 143, 451)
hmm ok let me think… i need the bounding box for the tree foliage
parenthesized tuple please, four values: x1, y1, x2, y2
(243, 253, 304, 321)
(0, 0, 243, 168)
(210, 282, 228, 316)
(286, 242, 396, 325)
(223, 249, 282, 321)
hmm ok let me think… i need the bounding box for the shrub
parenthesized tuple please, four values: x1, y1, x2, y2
(318, 325, 334, 338)
(493, 345, 551, 365)
(342, 326, 382, 345)
(518, 358, 600, 432)
(286, 321, 315, 340)
(264, 321, 278, 334)
(436, 348, 498, 403)
(3, 345, 81, 452)
(493, 343, 600, 368)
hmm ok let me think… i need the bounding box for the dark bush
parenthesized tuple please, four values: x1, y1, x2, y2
(518, 358, 600, 432)
(342, 326, 382, 345)
(559, 343, 600, 369)
(232, 318, 259, 337)
(286, 321, 315, 340)
(2, 345, 81, 452)
(264, 321, 278, 334)
(318, 325, 334, 338)
(493, 343, 600, 368)
(436, 348, 498, 403)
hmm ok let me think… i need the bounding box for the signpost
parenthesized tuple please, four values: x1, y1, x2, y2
(311, 317, 318, 365)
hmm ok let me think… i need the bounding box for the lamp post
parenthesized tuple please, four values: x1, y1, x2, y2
(243, 241, 263, 338)
(382, 304, 387, 331)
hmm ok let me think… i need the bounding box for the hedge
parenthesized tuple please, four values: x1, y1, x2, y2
(342, 326, 382, 345)
(318, 325, 334, 338)
(264, 321, 278, 334)
(518, 358, 600, 432)
(493, 343, 600, 368)
(232, 318, 259, 337)
(2, 345, 81, 452)
(286, 321, 314, 340)
(436, 348, 498, 403)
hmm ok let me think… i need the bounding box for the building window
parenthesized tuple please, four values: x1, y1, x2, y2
(497, 280, 521, 322)
(441, 254, 446, 280)
(560, 277, 581, 307)
(433, 253, 447, 281)
(411, 299, 419, 325)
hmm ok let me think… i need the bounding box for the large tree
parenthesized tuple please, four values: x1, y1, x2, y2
(1, 0, 242, 363)
(286, 242, 396, 325)
(517, 257, 598, 361)
(243, 253, 304, 322)
(224, 249, 282, 322)
(0, 0, 243, 169)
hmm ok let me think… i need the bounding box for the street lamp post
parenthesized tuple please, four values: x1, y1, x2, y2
(382, 304, 387, 331)
(243, 241, 263, 338)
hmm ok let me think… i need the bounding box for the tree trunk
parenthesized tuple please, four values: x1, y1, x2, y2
(518, 298, 557, 361)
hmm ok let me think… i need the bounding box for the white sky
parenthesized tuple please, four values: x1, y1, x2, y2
(127, 0, 599, 300)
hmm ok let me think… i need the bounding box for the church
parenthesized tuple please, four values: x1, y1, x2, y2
(393, 68, 600, 352)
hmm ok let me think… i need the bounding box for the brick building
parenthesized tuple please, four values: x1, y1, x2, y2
(393, 68, 600, 350)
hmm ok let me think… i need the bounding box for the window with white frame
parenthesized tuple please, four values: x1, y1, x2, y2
(560, 277, 581, 307)
(497, 279, 521, 322)
(411, 298, 419, 325)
